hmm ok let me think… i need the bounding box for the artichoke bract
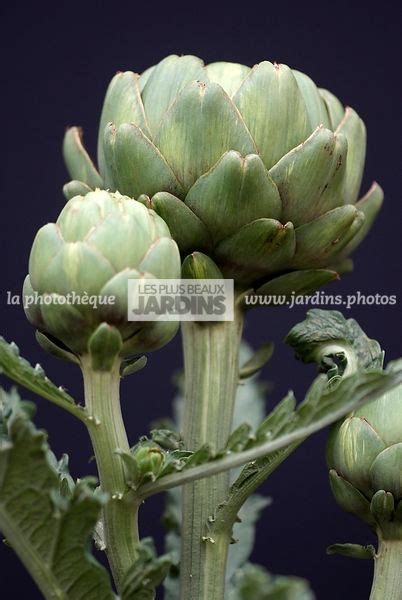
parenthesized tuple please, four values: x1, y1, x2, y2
(327, 382, 402, 538)
(23, 190, 181, 361)
(63, 55, 383, 293)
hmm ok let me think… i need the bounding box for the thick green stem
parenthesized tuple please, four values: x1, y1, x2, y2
(81, 356, 139, 592)
(179, 307, 244, 600)
(370, 537, 402, 600)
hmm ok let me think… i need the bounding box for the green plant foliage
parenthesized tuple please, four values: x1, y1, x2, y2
(0, 387, 115, 600)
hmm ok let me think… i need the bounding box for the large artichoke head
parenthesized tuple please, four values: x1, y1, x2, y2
(23, 190, 181, 363)
(63, 55, 383, 293)
(327, 383, 402, 538)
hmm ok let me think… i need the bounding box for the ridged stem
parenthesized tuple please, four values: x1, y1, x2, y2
(370, 536, 402, 600)
(81, 356, 139, 593)
(179, 306, 244, 600)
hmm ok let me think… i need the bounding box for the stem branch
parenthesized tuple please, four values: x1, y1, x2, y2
(179, 308, 244, 600)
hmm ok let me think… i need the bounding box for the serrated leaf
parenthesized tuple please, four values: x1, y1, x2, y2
(254, 391, 297, 443)
(0, 337, 84, 420)
(285, 309, 384, 373)
(120, 537, 172, 600)
(0, 388, 115, 600)
(227, 563, 315, 600)
(225, 495, 271, 586)
(150, 428, 183, 451)
(183, 443, 212, 469)
(139, 367, 402, 499)
(225, 423, 253, 453)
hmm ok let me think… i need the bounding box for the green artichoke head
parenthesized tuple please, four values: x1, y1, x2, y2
(63, 55, 383, 294)
(327, 383, 402, 536)
(23, 190, 181, 362)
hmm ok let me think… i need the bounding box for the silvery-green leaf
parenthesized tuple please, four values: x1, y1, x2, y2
(0, 338, 80, 417)
(185, 151, 281, 242)
(120, 537, 172, 599)
(0, 388, 114, 599)
(227, 563, 315, 600)
(155, 81, 257, 192)
(225, 495, 271, 586)
(233, 61, 310, 169)
(285, 308, 384, 371)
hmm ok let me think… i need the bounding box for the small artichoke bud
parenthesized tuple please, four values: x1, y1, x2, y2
(23, 190, 181, 360)
(327, 383, 402, 536)
(131, 444, 165, 486)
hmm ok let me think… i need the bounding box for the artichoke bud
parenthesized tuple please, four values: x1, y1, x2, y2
(64, 55, 383, 294)
(23, 190, 181, 361)
(130, 444, 165, 486)
(327, 383, 402, 535)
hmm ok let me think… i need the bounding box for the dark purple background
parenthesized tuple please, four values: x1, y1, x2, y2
(1, 1, 401, 598)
